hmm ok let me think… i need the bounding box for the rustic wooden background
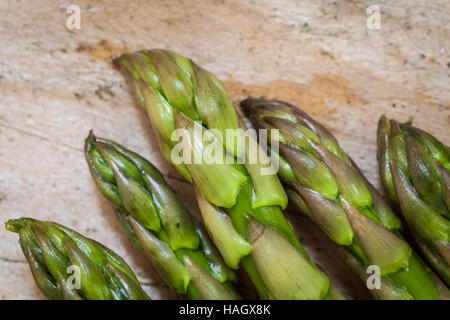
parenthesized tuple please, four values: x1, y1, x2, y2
(0, 0, 448, 299)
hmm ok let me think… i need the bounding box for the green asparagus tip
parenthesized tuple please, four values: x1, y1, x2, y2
(5, 218, 27, 233)
(85, 130, 96, 150)
(112, 54, 126, 67)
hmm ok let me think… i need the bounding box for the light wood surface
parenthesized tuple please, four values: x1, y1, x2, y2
(0, 0, 448, 299)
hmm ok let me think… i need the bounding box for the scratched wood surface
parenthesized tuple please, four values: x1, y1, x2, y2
(0, 0, 448, 299)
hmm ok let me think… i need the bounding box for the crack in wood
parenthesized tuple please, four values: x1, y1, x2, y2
(0, 122, 201, 188)
(0, 122, 82, 152)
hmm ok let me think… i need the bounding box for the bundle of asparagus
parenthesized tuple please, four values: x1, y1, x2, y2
(84, 131, 238, 299)
(5, 47, 447, 301)
(242, 98, 445, 300)
(114, 49, 342, 300)
(377, 116, 450, 286)
(5, 218, 150, 300)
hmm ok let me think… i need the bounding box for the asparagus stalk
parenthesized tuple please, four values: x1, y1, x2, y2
(242, 98, 444, 300)
(5, 217, 150, 300)
(84, 132, 238, 300)
(114, 49, 341, 300)
(377, 115, 450, 286)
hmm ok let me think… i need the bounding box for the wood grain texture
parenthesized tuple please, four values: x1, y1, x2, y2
(0, 0, 448, 299)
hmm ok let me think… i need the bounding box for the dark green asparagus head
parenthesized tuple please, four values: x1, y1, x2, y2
(85, 131, 198, 247)
(84, 132, 238, 299)
(114, 50, 288, 211)
(242, 98, 403, 237)
(378, 115, 450, 223)
(113, 49, 240, 182)
(377, 116, 449, 266)
(242, 99, 370, 206)
(5, 218, 150, 300)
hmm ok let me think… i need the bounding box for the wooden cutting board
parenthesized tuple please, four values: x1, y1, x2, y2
(0, 0, 448, 299)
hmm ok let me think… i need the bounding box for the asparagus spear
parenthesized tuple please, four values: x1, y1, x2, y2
(242, 98, 444, 300)
(84, 131, 238, 300)
(5, 217, 150, 300)
(377, 115, 450, 286)
(114, 49, 341, 300)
